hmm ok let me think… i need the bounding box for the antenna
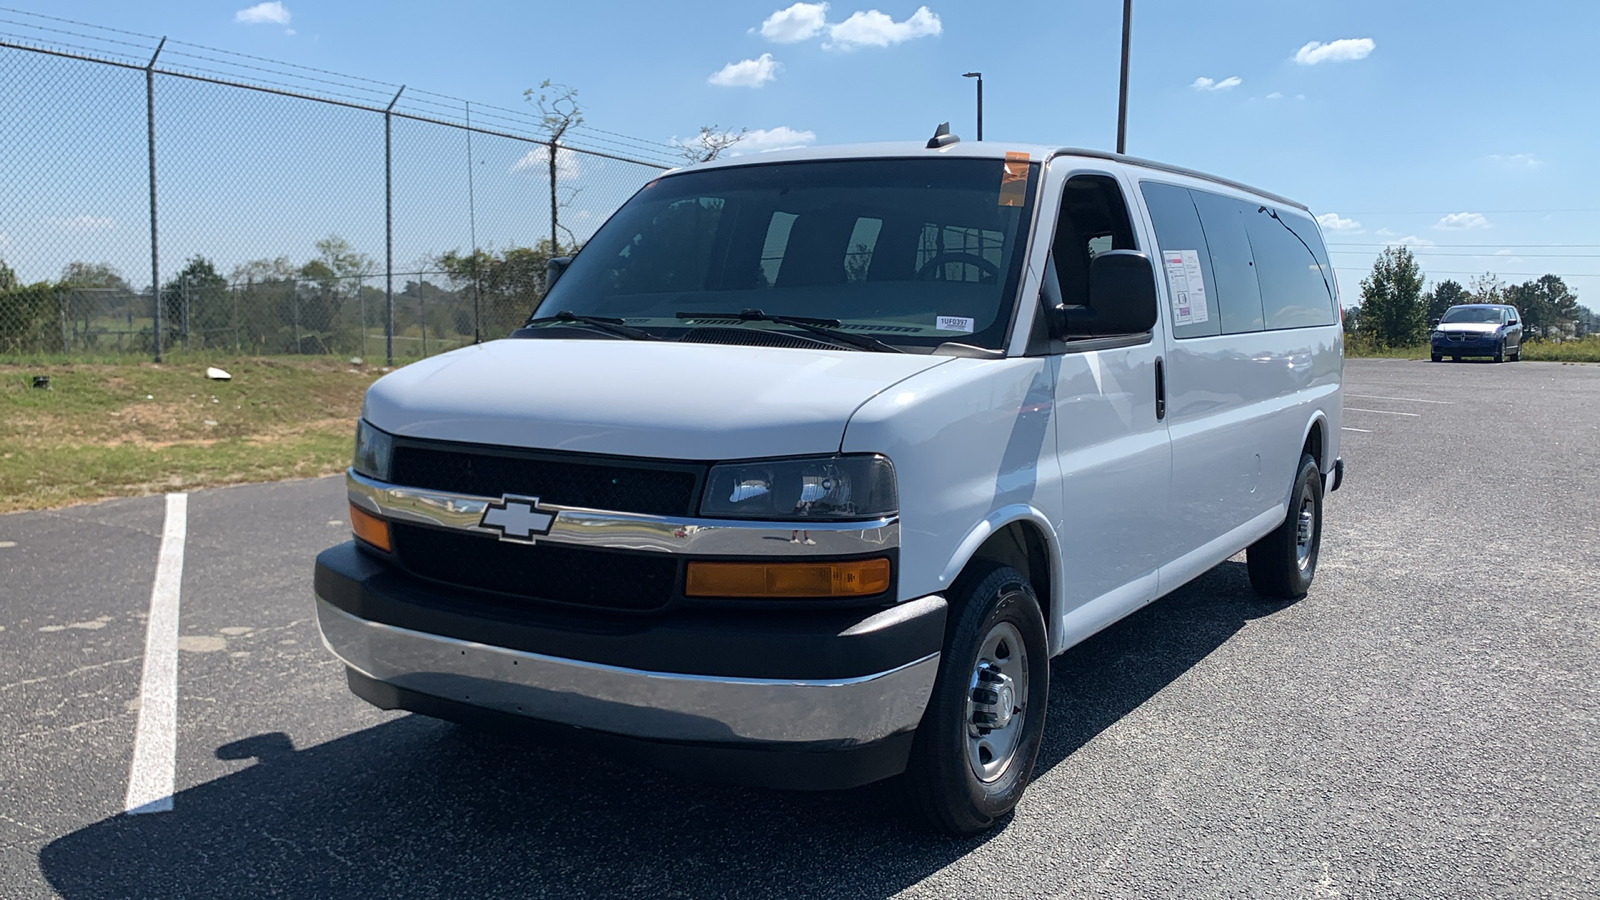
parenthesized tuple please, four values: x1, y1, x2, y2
(926, 121, 960, 149)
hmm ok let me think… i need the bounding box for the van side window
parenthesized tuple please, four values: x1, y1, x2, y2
(1190, 190, 1266, 334)
(1044, 174, 1139, 309)
(1244, 205, 1337, 328)
(1139, 182, 1222, 339)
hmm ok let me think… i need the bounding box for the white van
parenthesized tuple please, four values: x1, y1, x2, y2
(316, 133, 1345, 834)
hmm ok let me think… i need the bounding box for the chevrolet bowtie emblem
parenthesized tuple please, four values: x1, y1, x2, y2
(478, 495, 557, 543)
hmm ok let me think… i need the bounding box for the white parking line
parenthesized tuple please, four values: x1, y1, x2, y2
(124, 493, 187, 815)
(1341, 427, 1372, 433)
(1345, 408, 1421, 417)
(1346, 394, 1453, 405)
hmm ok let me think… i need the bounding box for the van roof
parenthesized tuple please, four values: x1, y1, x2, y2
(675, 141, 1309, 212)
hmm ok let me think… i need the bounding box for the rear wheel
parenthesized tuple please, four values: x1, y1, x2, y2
(904, 564, 1048, 835)
(1247, 453, 1323, 599)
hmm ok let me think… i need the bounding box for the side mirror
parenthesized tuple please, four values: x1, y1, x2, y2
(1050, 250, 1159, 339)
(545, 256, 573, 294)
(1431, 318, 1441, 327)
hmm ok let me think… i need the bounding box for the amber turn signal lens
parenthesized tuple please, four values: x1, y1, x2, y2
(349, 503, 391, 552)
(685, 557, 891, 598)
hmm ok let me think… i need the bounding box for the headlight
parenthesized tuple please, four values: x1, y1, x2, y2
(352, 419, 394, 482)
(700, 455, 897, 520)
(1431, 331, 1446, 340)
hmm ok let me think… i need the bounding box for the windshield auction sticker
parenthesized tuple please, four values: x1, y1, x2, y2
(998, 152, 1029, 207)
(1162, 250, 1209, 326)
(937, 315, 976, 333)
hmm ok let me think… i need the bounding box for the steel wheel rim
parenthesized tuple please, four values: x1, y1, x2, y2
(964, 619, 1029, 783)
(1295, 482, 1317, 571)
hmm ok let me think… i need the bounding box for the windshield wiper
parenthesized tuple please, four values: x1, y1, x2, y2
(674, 309, 902, 353)
(523, 310, 660, 341)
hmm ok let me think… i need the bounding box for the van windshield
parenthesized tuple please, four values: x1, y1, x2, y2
(1441, 307, 1504, 324)
(532, 157, 1039, 351)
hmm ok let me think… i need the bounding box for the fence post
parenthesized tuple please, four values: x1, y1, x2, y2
(419, 280, 428, 357)
(384, 85, 404, 366)
(146, 37, 166, 362)
(291, 278, 301, 352)
(181, 274, 190, 351)
(357, 275, 367, 361)
(466, 100, 481, 344)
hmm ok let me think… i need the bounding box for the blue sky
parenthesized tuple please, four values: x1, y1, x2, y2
(3, 0, 1598, 309)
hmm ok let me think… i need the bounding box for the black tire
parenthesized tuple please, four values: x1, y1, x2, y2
(1430, 354, 1442, 363)
(904, 563, 1049, 835)
(1451, 356, 1460, 362)
(1493, 342, 1504, 363)
(1510, 345, 1521, 361)
(1247, 453, 1323, 599)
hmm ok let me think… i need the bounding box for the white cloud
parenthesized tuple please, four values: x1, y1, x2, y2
(1191, 76, 1242, 92)
(760, 2, 830, 42)
(46, 215, 115, 234)
(734, 126, 818, 155)
(1386, 235, 1435, 247)
(1293, 38, 1375, 65)
(510, 144, 581, 182)
(1375, 228, 1398, 238)
(1266, 91, 1283, 100)
(1489, 153, 1543, 169)
(709, 53, 781, 87)
(284, 28, 296, 36)
(1434, 212, 1490, 231)
(1316, 213, 1362, 233)
(826, 6, 941, 49)
(235, 2, 290, 25)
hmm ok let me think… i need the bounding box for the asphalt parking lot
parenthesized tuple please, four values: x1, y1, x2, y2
(3, 357, 1598, 899)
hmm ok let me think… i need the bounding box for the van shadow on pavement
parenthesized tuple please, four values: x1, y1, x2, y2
(41, 562, 1289, 898)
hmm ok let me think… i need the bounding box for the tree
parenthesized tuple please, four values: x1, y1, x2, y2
(0, 259, 16, 293)
(59, 261, 130, 291)
(436, 239, 575, 338)
(1357, 246, 1425, 348)
(677, 125, 749, 164)
(525, 80, 584, 256)
(1424, 279, 1469, 324)
(160, 256, 229, 348)
(1508, 274, 1582, 341)
(1469, 272, 1507, 306)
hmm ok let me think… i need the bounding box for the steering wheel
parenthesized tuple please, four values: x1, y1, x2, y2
(914, 252, 1000, 281)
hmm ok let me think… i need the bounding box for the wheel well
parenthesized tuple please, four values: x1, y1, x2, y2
(962, 521, 1051, 636)
(1303, 419, 1325, 471)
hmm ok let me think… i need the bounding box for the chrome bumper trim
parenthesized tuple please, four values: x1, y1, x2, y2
(346, 469, 899, 556)
(315, 598, 938, 745)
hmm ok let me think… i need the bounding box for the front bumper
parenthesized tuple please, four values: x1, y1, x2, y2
(314, 542, 947, 788)
(1432, 335, 1501, 354)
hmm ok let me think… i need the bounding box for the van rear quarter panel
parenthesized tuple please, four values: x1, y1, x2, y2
(841, 357, 1064, 606)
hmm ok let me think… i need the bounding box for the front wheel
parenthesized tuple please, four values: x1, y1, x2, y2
(904, 564, 1049, 835)
(1430, 353, 1442, 363)
(1247, 453, 1323, 599)
(1494, 342, 1505, 363)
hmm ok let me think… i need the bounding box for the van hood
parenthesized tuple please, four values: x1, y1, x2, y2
(361, 338, 954, 460)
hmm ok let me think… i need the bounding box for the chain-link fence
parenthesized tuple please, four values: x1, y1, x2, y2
(0, 10, 675, 362)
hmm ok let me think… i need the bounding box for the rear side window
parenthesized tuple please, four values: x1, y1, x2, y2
(1245, 206, 1338, 328)
(1139, 182, 1220, 339)
(1190, 190, 1266, 334)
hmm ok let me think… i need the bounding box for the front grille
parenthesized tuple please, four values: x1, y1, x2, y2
(389, 441, 702, 517)
(390, 523, 678, 612)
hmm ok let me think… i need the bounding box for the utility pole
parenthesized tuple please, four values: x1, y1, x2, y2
(1116, 0, 1132, 154)
(962, 72, 983, 141)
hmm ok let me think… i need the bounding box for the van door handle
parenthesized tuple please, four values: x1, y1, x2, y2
(1154, 357, 1166, 421)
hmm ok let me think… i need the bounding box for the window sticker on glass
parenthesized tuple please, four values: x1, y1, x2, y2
(936, 315, 976, 333)
(998, 151, 1029, 207)
(1162, 250, 1209, 326)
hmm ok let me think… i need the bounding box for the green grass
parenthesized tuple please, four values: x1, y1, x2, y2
(1343, 336, 1600, 363)
(0, 356, 383, 512)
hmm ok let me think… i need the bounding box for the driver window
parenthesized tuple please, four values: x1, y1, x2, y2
(1044, 175, 1138, 309)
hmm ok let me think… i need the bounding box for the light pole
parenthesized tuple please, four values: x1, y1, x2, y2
(962, 72, 983, 141)
(1116, 0, 1132, 154)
